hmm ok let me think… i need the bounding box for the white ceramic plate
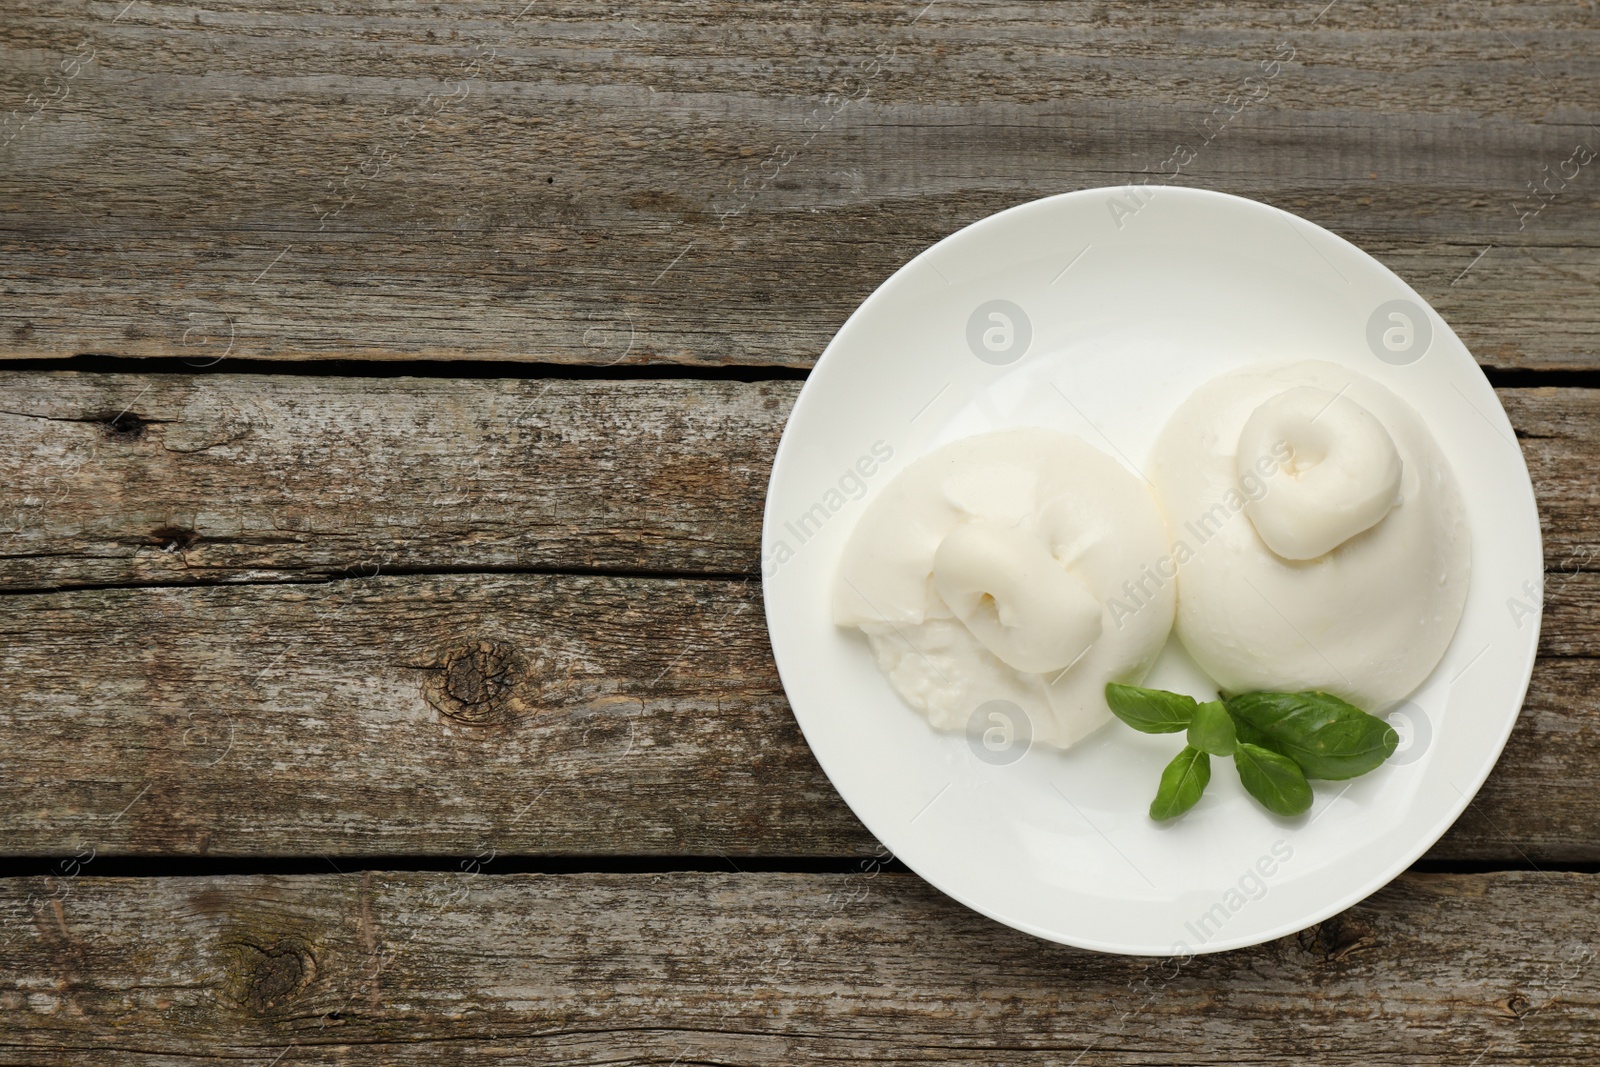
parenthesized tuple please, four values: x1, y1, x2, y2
(761, 187, 1543, 955)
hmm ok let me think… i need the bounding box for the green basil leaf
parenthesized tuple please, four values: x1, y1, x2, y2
(1229, 713, 1274, 751)
(1234, 742, 1313, 817)
(1225, 691, 1398, 780)
(1150, 746, 1211, 821)
(1186, 700, 1237, 756)
(1106, 683, 1197, 734)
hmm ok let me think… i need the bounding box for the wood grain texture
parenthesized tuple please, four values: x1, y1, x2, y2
(0, 568, 1594, 862)
(1, 1, 1596, 1051)
(0, 373, 792, 587)
(2, 2, 1597, 370)
(0, 373, 1595, 588)
(2, 870, 1598, 1063)
(0, 572, 826, 859)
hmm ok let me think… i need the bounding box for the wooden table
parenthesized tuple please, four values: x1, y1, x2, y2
(2, 2, 1597, 1061)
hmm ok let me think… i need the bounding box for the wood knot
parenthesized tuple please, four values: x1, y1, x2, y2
(1296, 913, 1377, 962)
(1507, 991, 1534, 1019)
(424, 639, 529, 726)
(102, 411, 150, 440)
(222, 937, 316, 1014)
(149, 525, 201, 554)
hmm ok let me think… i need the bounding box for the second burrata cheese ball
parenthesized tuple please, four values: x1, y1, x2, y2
(1149, 361, 1470, 711)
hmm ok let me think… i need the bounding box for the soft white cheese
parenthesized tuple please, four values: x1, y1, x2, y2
(833, 428, 1175, 749)
(1149, 361, 1470, 711)
(1237, 386, 1404, 561)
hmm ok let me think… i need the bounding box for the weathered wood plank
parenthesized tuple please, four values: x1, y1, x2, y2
(1506, 386, 1600, 574)
(1, 870, 1596, 1063)
(0, 570, 1594, 861)
(0, 374, 791, 586)
(1, 2, 1596, 369)
(0, 572, 839, 859)
(1434, 645, 1600, 861)
(0, 374, 1593, 588)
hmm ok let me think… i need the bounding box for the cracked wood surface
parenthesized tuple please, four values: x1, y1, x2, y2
(0, 373, 1593, 861)
(0, 567, 1595, 861)
(2, 1, 1598, 369)
(0, 374, 1594, 588)
(1, 870, 1597, 1064)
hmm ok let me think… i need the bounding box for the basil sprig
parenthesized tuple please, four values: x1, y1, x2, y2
(1105, 683, 1398, 821)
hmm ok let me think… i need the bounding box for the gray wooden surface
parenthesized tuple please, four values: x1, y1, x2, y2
(2, 0, 1597, 1061)
(2, 1, 1597, 370)
(3, 872, 1598, 1064)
